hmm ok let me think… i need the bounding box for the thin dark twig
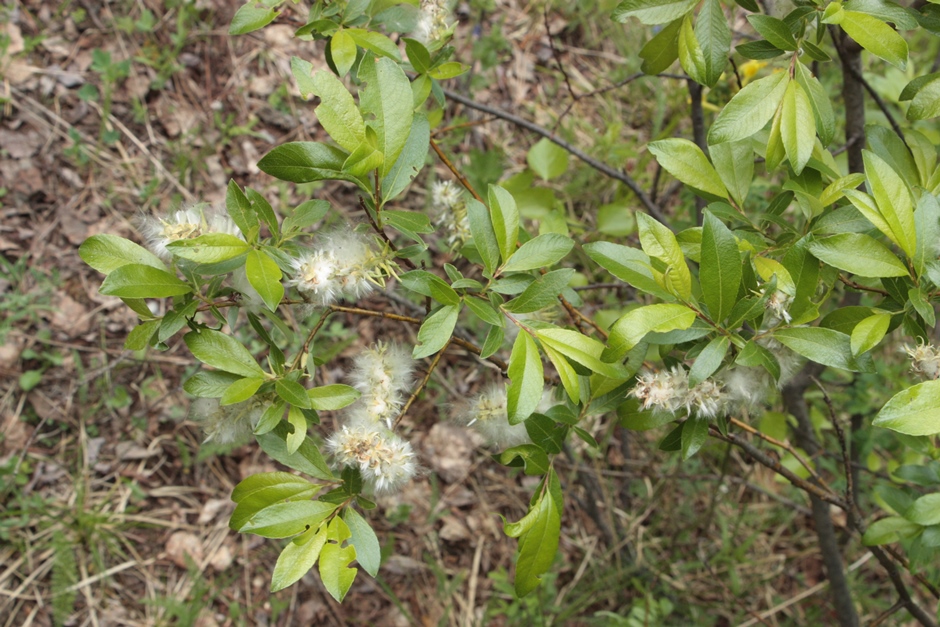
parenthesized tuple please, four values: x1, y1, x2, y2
(811, 376, 855, 513)
(359, 197, 417, 270)
(839, 275, 890, 296)
(441, 87, 671, 226)
(870, 601, 905, 627)
(393, 338, 451, 428)
(543, 9, 576, 101)
(429, 137, 484, 202)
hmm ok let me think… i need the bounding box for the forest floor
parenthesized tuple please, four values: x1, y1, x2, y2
(0, 1, 923, 626)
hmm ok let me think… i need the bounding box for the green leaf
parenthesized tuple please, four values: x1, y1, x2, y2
(863, 150, 915, 257)
(403, 38, 431, 73)
(220, 377, 265, 406)
(100, 264, 192, 298)
(681, 416, 709, 459)
(467, 199, 500, 275)
(245, 250, 284, 312)
(276, 379, 313, 409)
(873, 380, 940, 436)
(226, 179, 259, 237)
(807, 234, 908, 278)
(359, 56, 414, 177)
(413, 304, 459, 359)
(735, 341, 781, 381)
(708, 71, 789, 144)
(850, 313, 891, 356)
(258, 142, 368, 191)
(536, 328, 628, 379)
(230, 473, 319, 531)
(79, 234, 166, 274)
(319, 518, 358, 602)
(780, 80, 814, 175)
(381, 114, 430, 204)
(612, 0, 699, 25)
(343, 133, 385, 176)
(399, 270, 460, 305)
(794, 62, 835, 146)
(346, 29, 402, 62)
(606, 304, 697, 361)
(648, 138, 727, 198)
(503, 269, 574, 313)
(256, 422, 334, 480)
(636, 213, 691, 299)
(125, 320, 160, 350)
(689, 335, 729, 386)
(693, 0, 730, 87)
(184, 371, 242, 398)
(270, 522, 329, 592)
(489, 185, 519, 265)
(907, 75, 940, 121)
(747, 14, 797, 50)
(501, 234, 574, 273)
(772, 327, 864, 372)
(465, 297, 504, 326)
(285, 406, 307, 456)
(507, 332, 544, 425)
(914, 193, 940, 277)
(905, 494, 940, 526)
(862, 516, 922, 546)
(735, 40, 787, 60)
(480, 324, 504, 359)
(541, 343, 581, 404)
(583, 242, 675, 301)
(308, 384, 360, 411)
(678, 14, 707, 86)
(229, 3, 278, 35)
(710, 141, 753, 208)
(700, 211, 741, 323)
(504, 470, 562, 597)
(819, 173, 867, 206)
(639, 18, 681, 74)
(240, 500, 337, 538)
(254, 401, 286, 435)
(344, 508, 381, 577)
(330, 30, 358, 78)
(310, 69, 365, 152)
(524, 414, 566, 455)
(841, 11, 908, 69)
(527, 138, 569, 181)
(185, 329, 265, 379)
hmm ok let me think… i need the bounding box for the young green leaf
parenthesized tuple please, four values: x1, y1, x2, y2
(693, 0, 730, 87)
(708, 72, 789, 144)
(606, 303, 697, 361)
(772, 327, 865, 372)
(221, 377, 265, 406)
(413, 304, 459, 359)
(874, 380, 940, 436)
(541, 343, 581, 404)
(286, 405, 308, 455)
(527, 138, 569, 181)
(639, 18, 681, 74)
(319, 517, 358, 602)
(689, 335, 730, 386)
(489, 185, 520, 265)
(507, 332, 544, 425)
(583, 242, 675, 301)
(381, 114, 430, 205)
(678, 14, 707, 86)
(780, 80, 814, 175)
(636, 213, 692, 299)
(709, 141, 753, 208)
(330, 30, 358, 78)
(359, 57, 414, 177)
(794, 61, 835, 146)
(648, 138, 728, 198)
(270, 522, 329, 592)
(467, 199, 501, 275)
(681, 416, 709, 459)
(863, 150, 915, 257)
(185, 329, 266, 379)
(500, 233, 574, 273)
(807, 234, 908, 278)
(464, 297, 504, 326)
(399, 270, 460, 305)
(100, 264, 192, 299)
(258, 142, 369, 191)
(747, 14, 797, 50)
(700, 211, 741, 323)
(612, 0, 699, 25)
(503, 268, 574, 313)
(310, 69, 366, 152)
(504, 470, 562, 597)
(850, 312, 891, 356)
(840, 11, 908, 69)
(346, 29, 402, 61)
(229, 3, 278, 35)
(79, 234, 166, 275)
(246, 249, 284, 312)
(536, 328, 628, 379)
(862, 516, 922, 546)
(239, 500, 337, 538)
(256, 422, 334, 480)
(344, 508, 381, 577)
(906, 75, 940, 121)
(905, 494, 940, 526)
(308, 384, 361, 411)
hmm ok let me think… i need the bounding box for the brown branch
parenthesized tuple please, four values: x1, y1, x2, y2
(393, 338, 451, 428)
(441, 87, 671, 226)
(359, 196, 417, 271)
(429, 137, 484, 202)
(839, 275, 890, 296)
(729, 417, 827, 490)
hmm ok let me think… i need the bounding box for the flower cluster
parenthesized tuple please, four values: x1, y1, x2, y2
(413, 0, 452, 47)
(139, 203, 241, 261)
(327, 342, 418, 495)
(458, 384, 556, 449)
(430, 180, 471, 250)
(631, 367, 726, 420)
(904, 342, 940, 380)
(326, 426, 418, 495)
(190, 397, 267, 445)
(347, 342, 416, 429)
(287, 230, 395, 307)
